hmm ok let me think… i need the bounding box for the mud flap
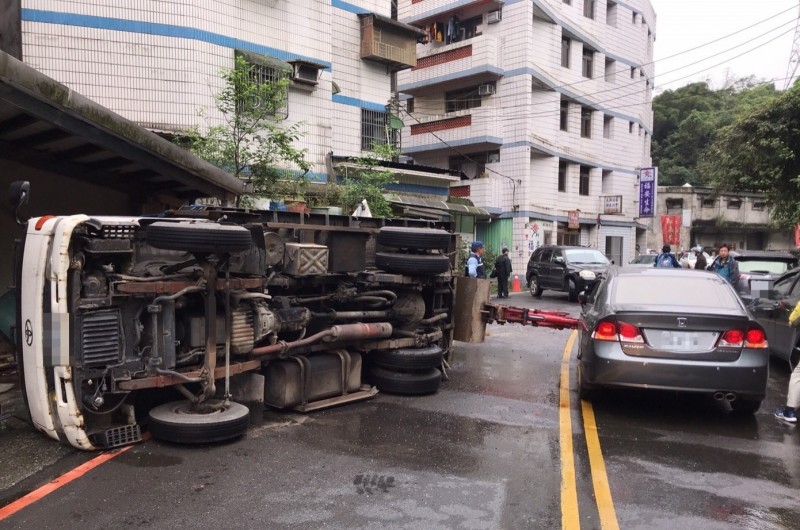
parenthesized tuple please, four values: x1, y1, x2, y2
(452, 277, 491, 343)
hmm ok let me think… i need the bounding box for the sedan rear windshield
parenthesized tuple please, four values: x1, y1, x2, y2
(565, 249, 610, 264)
(737, 259, 796, 274)
(613, 275, 741, 310)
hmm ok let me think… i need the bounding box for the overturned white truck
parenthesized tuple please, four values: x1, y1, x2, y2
(9, 182, 464, 450)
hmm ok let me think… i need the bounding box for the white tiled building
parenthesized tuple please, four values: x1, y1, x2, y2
(15, 0, 452, 197)
(397, 0, 655, 270)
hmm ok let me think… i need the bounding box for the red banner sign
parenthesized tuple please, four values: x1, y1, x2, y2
(795, 223, 800, 248)
(661, 215, 681, 246)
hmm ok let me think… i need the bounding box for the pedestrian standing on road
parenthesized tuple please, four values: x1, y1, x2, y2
(465, 240, 486, 279)
(653, 245, 681, 268)
(707, 243, 740, 284)
(775, 299, 800, 424)
(494, 246, 513, 298)
(692, 246, 707, 271)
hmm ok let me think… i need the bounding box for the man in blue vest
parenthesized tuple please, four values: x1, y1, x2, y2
(465, 240, 486, 278)
(707, 243, 740, 284)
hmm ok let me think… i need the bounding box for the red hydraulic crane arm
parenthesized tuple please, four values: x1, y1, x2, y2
(481, 303, 581, 330)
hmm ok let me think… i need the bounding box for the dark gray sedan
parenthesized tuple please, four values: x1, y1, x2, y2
(577, 268, 769, 413)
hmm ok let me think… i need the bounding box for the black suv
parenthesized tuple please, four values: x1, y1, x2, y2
(525, 245, 612, 301)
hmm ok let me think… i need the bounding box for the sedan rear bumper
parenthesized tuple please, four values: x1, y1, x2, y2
(582, 343, 769, 398)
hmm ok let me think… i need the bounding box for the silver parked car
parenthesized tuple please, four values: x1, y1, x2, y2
(577, 268, 769, 413)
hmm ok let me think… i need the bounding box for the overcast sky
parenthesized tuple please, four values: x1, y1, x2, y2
(650, 0, 799, 92)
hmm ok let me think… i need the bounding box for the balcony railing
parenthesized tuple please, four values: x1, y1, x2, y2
(402, 109, 503, 155)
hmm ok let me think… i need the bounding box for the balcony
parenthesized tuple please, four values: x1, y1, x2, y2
(400, 0, 505, 25)
(397, 34, 503, 94)
(402, 108, 503, 155)
(359, 13, 424, 71)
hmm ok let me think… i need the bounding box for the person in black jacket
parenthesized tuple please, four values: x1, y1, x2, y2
(692, 246, 707, 271)
(494, 246, 513, 298)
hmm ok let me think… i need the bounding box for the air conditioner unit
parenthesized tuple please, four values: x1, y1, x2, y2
(478, 84, 495, 96)
(487, 10, 502, 24)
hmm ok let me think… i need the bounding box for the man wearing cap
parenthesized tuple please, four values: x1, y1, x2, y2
(494, 246, 513, 298)
(465, 240, 486, 279)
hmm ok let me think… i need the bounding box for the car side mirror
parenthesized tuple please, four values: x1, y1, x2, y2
(9, 181, 30, 226)
(554, 257, 564, 264)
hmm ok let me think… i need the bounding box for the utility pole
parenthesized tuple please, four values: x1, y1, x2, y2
(785, 0, 800, 89)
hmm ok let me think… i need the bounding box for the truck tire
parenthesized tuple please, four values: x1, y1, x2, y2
(148, 399, 250, 444)
(372, 344, 443, 371)
(377, 227, 451, 250)
(146, 222, 252, 254)
(369, 367, 442, 395)
(375, 252, 450, 275)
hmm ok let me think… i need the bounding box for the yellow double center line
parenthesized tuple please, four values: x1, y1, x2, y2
(560, 330, 619, 530)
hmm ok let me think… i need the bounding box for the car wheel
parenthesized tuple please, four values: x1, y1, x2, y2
(369, 367, 442, 395)
(376, 226, 451, 251)
(148, 399, 250, 444)
(567, 278, 579, 303)
(730, 398, 762, 414)
(529, 275, 543, 297)
(372, 344, 444, 371)
(577, 363, 598, 401)
(375, 252, 450, 275)
(146, 222, 252, 254)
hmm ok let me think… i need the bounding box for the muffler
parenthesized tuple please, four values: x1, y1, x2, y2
(713, 392, 725, 401)
(725, 392, 737, 402)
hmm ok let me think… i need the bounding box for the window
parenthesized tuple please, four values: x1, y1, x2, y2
(582, 48, 594, 78)
(558, 161, 568, 192)
(604, 59, 615, 82)
(727, 199, 742, 209)
(584, 0, 595, 19)
(445, 86, 482, 112)
(487, 150, 501, 163)
(666, 198, 684, 210)
(361, 109, 392, 151)
(632, 11, 638, 24)
(601, 169, 611, 193)
(606, 1, 617, 27)
(561, 37, 571, 68)
(702, 198, 716, 208)
(753, 201, 766, 211)
(630, 66, 635, 79)
(629, 121, 634, 133)
(579, 166, 591, 195)
(563, 0, 571, 4)
(560, 98, 569, 131)
(581, 107, 592, 138)
(406, 98, 414, 113)
(236, 52, 290, 118)
(461, 15, 483, 40)
(603, 115, 613, 139)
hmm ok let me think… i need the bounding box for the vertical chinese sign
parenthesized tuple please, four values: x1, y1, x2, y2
(661, 215, 681, 245)
(639, 167, 657, 218)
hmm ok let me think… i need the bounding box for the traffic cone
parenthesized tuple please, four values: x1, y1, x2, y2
(512, 274, 521, 293)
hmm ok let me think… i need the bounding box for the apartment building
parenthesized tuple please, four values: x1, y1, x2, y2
(12, 0, 459, 198)
(397, 0, 656, 270)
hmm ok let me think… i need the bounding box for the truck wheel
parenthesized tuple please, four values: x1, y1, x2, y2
(146, 222, 252, 254)
(148, 399, 250, 444)
(529, 275, 543, 297)
(375, 252, 450, 275)
(377, 227, 451, 250)
(372, 344, 443, 371)
(369, 367, 442, 395)
(567, 278, 579, 303)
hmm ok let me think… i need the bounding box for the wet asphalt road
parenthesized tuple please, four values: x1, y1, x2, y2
(1, 290, 800, 529)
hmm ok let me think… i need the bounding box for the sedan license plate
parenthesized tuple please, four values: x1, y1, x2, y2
(649, 330, 718, 352)
(750, 280, 770, 292)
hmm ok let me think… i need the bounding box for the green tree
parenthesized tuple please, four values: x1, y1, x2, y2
(339, 143, 398, 218)
(652, 80, 780, 186)
(702, 84, 800, 226)
(186, 54, 311, 206)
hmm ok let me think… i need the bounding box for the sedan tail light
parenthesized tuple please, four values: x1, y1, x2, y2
(591, 320, 644, 343)
(717, 328, 768, 348)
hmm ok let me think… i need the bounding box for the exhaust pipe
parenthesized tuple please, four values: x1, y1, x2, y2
(725, 393, 737, 402)
(714, 392, 725, 401)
